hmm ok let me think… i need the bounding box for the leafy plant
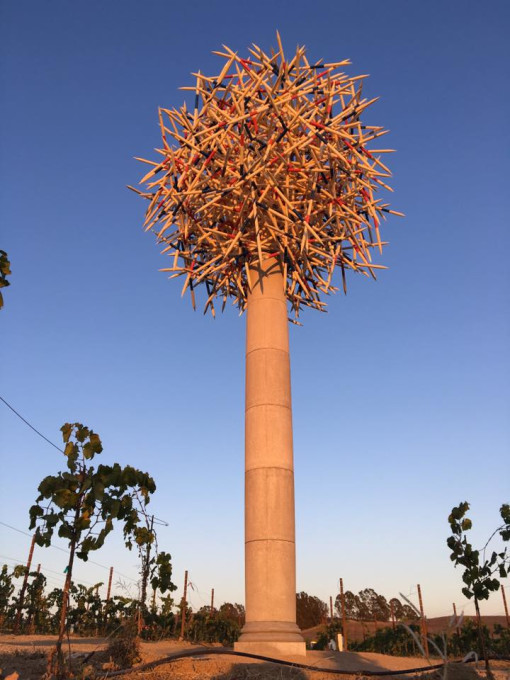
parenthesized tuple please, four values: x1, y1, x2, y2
(350, 624, 422, 656)
(140, 592, 176, 639)
(25, 571, 47, 634)
(0, 565, 16, 628)
(29, 422, 156, 679)
(106, 618, 141, 669)
(123, 499, 177, 631)
(313, 621, 344, 650)
(0, 250, 11, 309)
(187, 604, 244, 645)
(447, 501, 510, 678)
(349, 618, 510, 660)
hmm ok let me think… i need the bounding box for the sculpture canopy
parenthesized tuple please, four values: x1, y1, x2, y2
(132, 35, 401, 320)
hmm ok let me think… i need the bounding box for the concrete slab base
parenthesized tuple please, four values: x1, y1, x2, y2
(234, 640, 307, 659)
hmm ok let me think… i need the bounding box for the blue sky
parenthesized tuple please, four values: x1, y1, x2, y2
(1, 0, 509, 618)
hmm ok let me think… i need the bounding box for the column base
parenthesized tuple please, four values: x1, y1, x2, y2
(234, 621, 306, 658)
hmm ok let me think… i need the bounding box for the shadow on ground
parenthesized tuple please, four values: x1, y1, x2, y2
(0, 635, 106, 649)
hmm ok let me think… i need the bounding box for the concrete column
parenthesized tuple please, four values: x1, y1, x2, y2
(234, 257, 306, 658)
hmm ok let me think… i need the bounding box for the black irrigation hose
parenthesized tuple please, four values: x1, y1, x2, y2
(103, 646, 454, 677)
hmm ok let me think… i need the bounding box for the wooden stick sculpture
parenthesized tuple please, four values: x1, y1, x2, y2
(133, 34, 401, 657)
(131, 33, 401, 321)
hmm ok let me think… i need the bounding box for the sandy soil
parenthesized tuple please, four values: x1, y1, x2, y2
(1, 635, 509, 680)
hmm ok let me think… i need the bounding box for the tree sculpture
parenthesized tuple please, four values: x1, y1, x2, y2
(133, 35, 400, 656)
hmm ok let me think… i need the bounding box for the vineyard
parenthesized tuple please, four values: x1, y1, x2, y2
(1, 527, 510, 680)
(0, 560, 249, 644)
(0, 424, 508, 679)
(2, 560, 509, 656)
(0, 419, 507, 680)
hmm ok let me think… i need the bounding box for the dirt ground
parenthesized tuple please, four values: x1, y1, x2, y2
(0, 635, 509, 680)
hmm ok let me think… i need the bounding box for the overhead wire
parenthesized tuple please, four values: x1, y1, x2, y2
(189, 582, 211, 609)
(0, 396, 169, 526)
(0, 395, 63, 452)
(0, 520, 139, 584)
(0, 554, 102, 589)
(0, 555, 137, 596)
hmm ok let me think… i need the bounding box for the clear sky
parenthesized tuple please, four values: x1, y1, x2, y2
(1, 0, 509, 619)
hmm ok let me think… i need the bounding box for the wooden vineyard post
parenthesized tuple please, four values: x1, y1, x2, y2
(417, 584, 429, 656)
(180, 570, 188, 640)
(452, 602, 461, 636)
(502, 586, 510, 628)
(340, 578, 348, 650)
(390, 599, 396, 631)
(28, 563, 42, 635)
(210, 588, 214, 613)
(13, 534, 36, 633)
(103, 566, 114, 635)
(106, 567, 113, 602)
(134, 34, 402, 660)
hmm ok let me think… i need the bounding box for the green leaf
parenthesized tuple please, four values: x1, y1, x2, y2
(89, 432, 103, 454)
(93, 480, 104, 501)
(0, 250, 11, 277)
(38, 475, 58, 497)
(82, 442, 94, 460)
(500, 503, 510, 524)
(58, 524, 74, 540)
(75, 425, 89, 443)
(29, 504, 44, 520)
(449, 502, 469, 522)
(54, 488, 78, 509)
(46, 512, 60, 528)
(61, 423, 73, 443)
